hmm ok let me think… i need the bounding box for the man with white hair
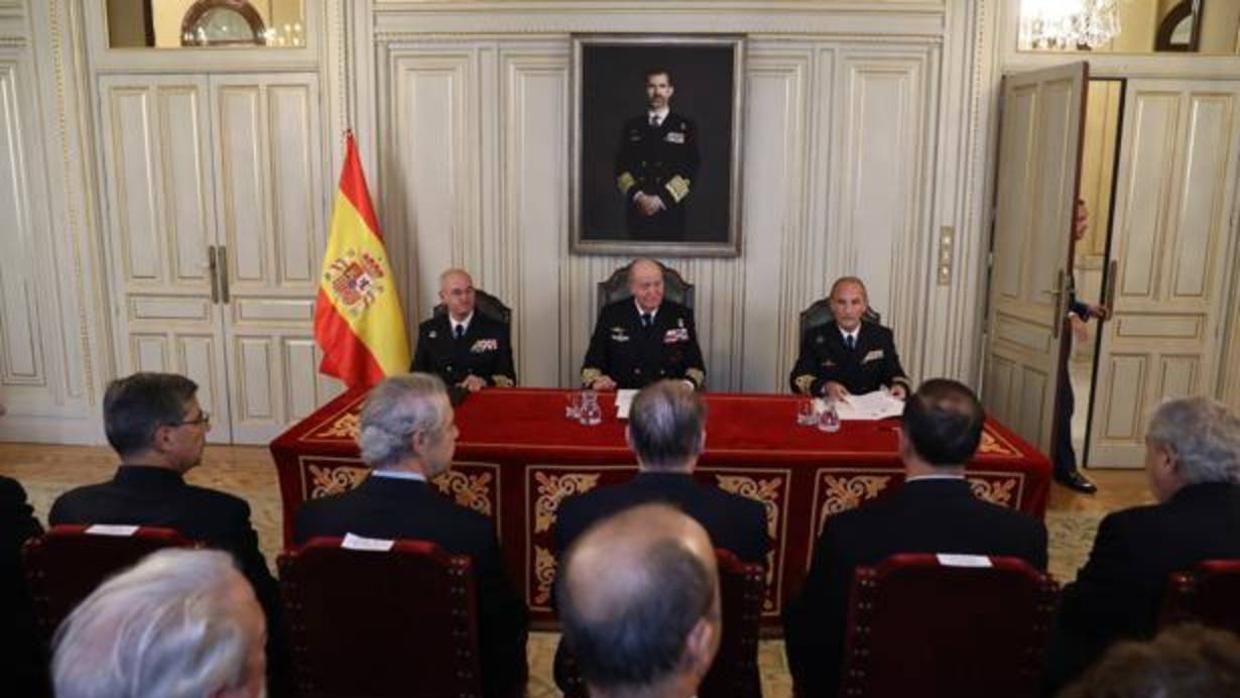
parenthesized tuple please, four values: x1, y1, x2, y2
(293, 372, 528, 698)
(581, 259, 705, 390)
(53, 548, 267, 698)
(558, 503, 721, 698)
(1047, 396, 1240, 689)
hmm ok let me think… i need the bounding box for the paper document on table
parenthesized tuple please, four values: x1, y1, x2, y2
(615, 390, 638, 419)
(835, 390, 905, 421)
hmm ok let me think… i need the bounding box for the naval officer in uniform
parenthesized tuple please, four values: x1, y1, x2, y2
(615, 68, 701, 239)
(582, 259, 705, 391)
(411, 268, 516, 392)
(789, 276, 910, 401)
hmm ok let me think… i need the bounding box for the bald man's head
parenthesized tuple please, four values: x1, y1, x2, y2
(558, 504, 720, 696)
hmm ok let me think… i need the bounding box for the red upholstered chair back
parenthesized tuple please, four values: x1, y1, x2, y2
(277, 537, 483, 698)
(1161, 559, 1240, 635)
(559, 548, 765, 698)
(838, 553, 1058, 698)
(22, 524, 196, 640)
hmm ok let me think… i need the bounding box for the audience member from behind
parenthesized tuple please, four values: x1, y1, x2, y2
(49, 371, 288, 695)
(1, 474, 45, 694)
(558, 503, 721, 698)
(1058, 624, 1240, 698)
(53, 548, 266, 698)
(293, 372, 528, 698)
(783, 378, 1048, 697)
(1048, 397, 1240, 690)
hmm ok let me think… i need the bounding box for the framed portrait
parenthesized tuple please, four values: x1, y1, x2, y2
(571, 35, 745, 257)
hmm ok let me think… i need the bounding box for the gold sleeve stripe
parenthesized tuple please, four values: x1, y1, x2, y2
(492, 376, 514, 388)
(685, 368, 705, 388)
(581, 368, 603, 385)
(617, 172, 636, 194)
(665, 175, 691, 202)
(891, 376, 911, 386)
(793, 374, 816, 395)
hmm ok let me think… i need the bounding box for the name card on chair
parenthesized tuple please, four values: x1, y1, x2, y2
(342, 533, 395, 552)
(85, 524, 139, 537)
(936, 554, 992, 568)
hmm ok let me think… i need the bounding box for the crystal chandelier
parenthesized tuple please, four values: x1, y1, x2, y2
(1019, 0, 1122, 50)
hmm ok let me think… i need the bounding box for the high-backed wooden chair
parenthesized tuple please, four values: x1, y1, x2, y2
(835, 553, 1058, 698)
(798, 297, 882, 340)
(559, 548, 765, 698)
(596, 261, 695, 314)
(22, 524, 197, 640)
(278, 537, 483, 698)
(1160, 559, 1240, 636)
(432, 288, 512, 326)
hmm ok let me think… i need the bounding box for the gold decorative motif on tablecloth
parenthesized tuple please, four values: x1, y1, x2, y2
(715, 475, 783, 538)
(533, 473, 601, 533)
(316, 413, 360, 440)
(432, 471, 494, 517)
(978, 429, 1018, 457)
(969, 477, 1017, 508)
(817, 475, 892, 534)
(308, 465, 368, 499)
(533, 545, 558, 606)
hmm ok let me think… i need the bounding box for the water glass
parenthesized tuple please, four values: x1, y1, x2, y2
(565, 391, 583, 421)
(796, 398, 817, 426)
(818, 399, 841, 433)
(579, 390, 602, 426)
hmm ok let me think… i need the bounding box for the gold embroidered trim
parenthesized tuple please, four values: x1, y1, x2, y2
(685, 368, 705, 387)
(581, 368, 602, 385)
(793, 374, 816, 395)
(492, 375, 514, 388)
(665, 175, 691, 202)
(617, 172, 636, 194)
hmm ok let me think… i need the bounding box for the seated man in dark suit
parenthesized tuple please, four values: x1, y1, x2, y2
(783, 378, 1048, 697)
(553, 379, 766, 690)
(1047, 397, 1240, 691)
(558, 503, 721, 698)
(49, 372, 289, 696)
(581, 258, 705, 390)
(411, 268, 516, 392)
(790, 275, 910, 401)
(294, 373, 528, 698)
(1, 475, 44, 695)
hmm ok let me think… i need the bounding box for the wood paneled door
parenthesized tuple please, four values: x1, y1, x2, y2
(97, 72, 340, 444)
(982, 62, 1088, 456)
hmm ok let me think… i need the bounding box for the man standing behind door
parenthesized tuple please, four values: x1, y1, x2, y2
(411, 268, 516, 392)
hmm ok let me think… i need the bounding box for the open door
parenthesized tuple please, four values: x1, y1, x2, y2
(982, 62, 1087, 455)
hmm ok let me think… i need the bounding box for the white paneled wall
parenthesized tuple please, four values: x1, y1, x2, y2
(380, 37, 939, 393)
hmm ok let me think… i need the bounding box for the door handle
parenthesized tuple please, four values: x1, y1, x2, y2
(1049, 269, 1067, 340)
(206, 245, 220, 304)
(217, 245, 231, 304)
(1103, 258, 1118, 316)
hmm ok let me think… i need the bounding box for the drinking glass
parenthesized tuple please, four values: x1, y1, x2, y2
(796, 398, 817, 426)
(580, 390, 602, 426)
(818, 399, 841, 433)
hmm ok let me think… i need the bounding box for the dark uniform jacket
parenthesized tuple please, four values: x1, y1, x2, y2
(554, 471, 769, 564)
(615, 112, 700, 238)
(411, 312, 515, 387)
(581, 299, 706, 390)
(783, 478, 1048, 698)
(553, 471, 768, 692)
(294, 474, 529, 698)
(1047, 482, 1240, 691)
(790, 320, 910, 396)
(1, 476, 44, 696)
(49, 466, 291, 696)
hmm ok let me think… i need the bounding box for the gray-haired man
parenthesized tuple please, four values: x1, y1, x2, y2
(293, 373, 528, 698)
(53, 548, 266, 698)
(1048, 396, 1240, 689)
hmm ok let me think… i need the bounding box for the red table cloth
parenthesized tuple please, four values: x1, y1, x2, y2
(270, 387, 1050, 626)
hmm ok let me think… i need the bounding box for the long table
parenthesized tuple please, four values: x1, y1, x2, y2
(270, 387, 1050, 626)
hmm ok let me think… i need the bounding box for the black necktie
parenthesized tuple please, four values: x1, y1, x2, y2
(641, 313, 653, 329)
(845, 334, 856, 351)
(454, 324, 465, 340)
(649, 115, 660, 128)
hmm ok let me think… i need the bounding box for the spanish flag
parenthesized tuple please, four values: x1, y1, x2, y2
(314, 132, 410, 388)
